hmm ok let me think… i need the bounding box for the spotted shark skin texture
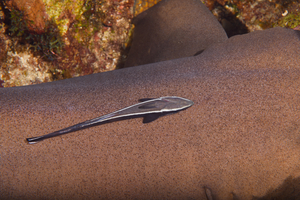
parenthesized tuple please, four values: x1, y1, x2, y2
(1, 0, 300, 199)
(1, 27, 300, 200)
(124, 0, 228, 67)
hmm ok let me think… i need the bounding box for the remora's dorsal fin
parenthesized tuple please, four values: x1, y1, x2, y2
(138, 98, 155, 102)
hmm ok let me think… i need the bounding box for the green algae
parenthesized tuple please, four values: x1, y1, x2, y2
(9, 8, 29, 37)
(6, 0, 104, 61)
(1, 0, 134, 87)
(274, 13, 300, 29)
(43, 0, 104, 46)
(8, 7, 64, 61)
(43, 0, 85, 36)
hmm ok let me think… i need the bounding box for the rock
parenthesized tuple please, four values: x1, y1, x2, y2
(5, 0, 48, 33)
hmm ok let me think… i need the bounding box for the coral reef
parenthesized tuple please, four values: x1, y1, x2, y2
(0, 0, 134, 87)
(275, 13, 300, 29)
(203, 0, 300, 33)
(133, 0, 161, 16)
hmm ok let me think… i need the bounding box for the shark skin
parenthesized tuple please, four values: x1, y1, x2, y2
(124, 0, 228, 67)
(1, 27, 300, 200)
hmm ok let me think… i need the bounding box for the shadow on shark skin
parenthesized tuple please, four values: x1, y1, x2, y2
(253, 176, 300, 200)
(204, 176, 300, 200)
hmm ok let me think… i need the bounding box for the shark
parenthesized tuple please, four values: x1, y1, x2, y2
(2, 0, 300, 199)
(26, 96, 194, 144)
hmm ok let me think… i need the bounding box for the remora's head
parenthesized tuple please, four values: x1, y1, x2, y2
(160, 96, 194, 112)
